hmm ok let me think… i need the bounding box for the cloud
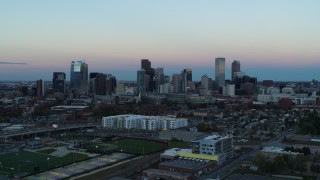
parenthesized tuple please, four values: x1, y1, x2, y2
(0, 61, 27, 65)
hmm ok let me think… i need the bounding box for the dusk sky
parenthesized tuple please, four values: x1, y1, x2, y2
(0, 0, 319, 81)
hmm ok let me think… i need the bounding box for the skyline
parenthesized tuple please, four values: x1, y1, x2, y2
(0, 0, 320, 81)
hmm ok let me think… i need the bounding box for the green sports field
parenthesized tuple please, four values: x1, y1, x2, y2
(0, 138, 166, 177)
(112, 139, 166, 154)
(0, 150, 88, 177)
(86, 138, 166, 154)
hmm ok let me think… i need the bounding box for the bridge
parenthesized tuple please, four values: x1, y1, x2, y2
(0, 124, 98, 141)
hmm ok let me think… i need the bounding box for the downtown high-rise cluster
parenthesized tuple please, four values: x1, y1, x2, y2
(46, 60, 117, 99)
(136, 58, 257, 96)
(34, 58, 257, 99)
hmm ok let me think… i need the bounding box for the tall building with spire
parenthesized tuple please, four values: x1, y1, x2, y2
(70, 60, 88, 94)
(215, 57, 225, 89)
(231, 60, 240, 81)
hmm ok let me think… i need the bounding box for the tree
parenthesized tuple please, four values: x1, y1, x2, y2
(311, 163, 320, 173)
(300, 123, 316, 135)
(265, 161, 275, 173)
(307, 110, 318, 122)
(32, 106, 50, 116)
(286, 156, 295, 170)
(302, 147, 311, 156)
(253, 153, 268, 171)
(211, 122, 220, 132)
(274, 156, 286, 171)
(284, 146, 294, 152)
(216, 101, 225, 109)
(294, 155, 308, 172)
(198, 122, 208, 132)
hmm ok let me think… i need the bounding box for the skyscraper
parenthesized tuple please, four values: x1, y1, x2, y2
(89, 72, 99, 79)
(180, 69, 192, 93)
(36, 79, 43, 97)
(231, 60, 240, 81)
(89, 72, 99, 94)
(201, 75, 213, 96)
(141, 59, 151, 70)
(137, 69, 145, 94)
(171, 74, 180, 93)
(70, 61, 88, 94)
(95, 73, 107, 95)
(141, 59, 155, 92)
(106, 74, 117, 95)
(53, 72, 66, 93)
(154, 67, 164, 93)
(215, 57, 225, 89)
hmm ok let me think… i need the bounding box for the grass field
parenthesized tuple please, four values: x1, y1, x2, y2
(36, 148, 56, 154)
(111, 139, 165, 154)
(168, 141, 191, 149)
(0, 151, 88, 177)
(87, 144, 118, 151)
(0, 138, 166, 177)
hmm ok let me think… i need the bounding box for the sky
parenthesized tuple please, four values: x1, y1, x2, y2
(0, 0, 319, 81)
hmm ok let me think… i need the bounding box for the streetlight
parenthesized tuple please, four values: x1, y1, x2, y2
(95, 145, 98, 153)
(47, 157, 50, 170)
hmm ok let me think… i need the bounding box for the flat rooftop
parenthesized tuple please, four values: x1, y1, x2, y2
(143, 168, 192, 177)
(160, 158, 212, 170)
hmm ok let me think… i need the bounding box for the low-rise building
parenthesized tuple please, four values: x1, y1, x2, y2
(261, 146, 302, 159)
(142, 168, 193, 180)
(159, 157, 215, 178)
(26, 139, 43, 149)
(160, 148, 192, 162)
(197, 135, 233, 165)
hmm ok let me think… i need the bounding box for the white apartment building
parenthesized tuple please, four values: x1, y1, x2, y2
(168, 119, 188, 129)
(102, 115, 188, 130)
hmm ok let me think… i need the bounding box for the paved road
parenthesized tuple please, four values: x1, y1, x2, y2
(225, 174, 284, 180)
